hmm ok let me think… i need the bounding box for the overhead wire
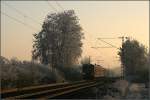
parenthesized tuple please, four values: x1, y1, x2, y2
(97, 38, 119, 49)
(4, 2, 42, 26)
(54, 0, 64, 11)
(97, 38, 117, 39)
(46, 0, 58, 12)
(1, 11, 39, 31)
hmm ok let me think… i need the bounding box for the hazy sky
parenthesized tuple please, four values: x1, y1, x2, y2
(1, 1, 149, 68)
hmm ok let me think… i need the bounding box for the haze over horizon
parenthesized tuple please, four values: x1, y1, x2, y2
(1, 1, 149, 68)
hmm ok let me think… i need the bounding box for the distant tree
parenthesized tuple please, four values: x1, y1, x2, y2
(0, 56, 9, 65)
(32, 10, 84, 68)
(118, 39, 149, 82)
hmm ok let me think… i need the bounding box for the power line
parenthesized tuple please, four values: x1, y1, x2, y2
(1, 11, 38, 31)
(97, 38, 119, 49)
(98, 36, 129, 79)
(97, 38, 117, 39)
(4, 2, 42, 25)
(91, 46, 117, 49)
(55, 0, 64, 11)
(47, 0, 58, 12)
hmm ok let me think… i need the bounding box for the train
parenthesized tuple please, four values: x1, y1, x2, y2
(82, 64, 107, 80)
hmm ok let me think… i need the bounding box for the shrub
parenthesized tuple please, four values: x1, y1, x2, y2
(0, 56, 83, 89)
(56, 65, 82, 81)
(0, 57, 58, 89)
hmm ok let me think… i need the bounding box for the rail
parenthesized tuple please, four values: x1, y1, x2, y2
(1, 77, 118, 99)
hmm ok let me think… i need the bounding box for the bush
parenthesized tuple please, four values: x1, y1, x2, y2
(0, 56, 83, 89)
(0, 57, 58, 89)
(56, 65, 82, 81)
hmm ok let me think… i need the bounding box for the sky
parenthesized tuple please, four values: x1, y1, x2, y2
(1, 1, 149, 69)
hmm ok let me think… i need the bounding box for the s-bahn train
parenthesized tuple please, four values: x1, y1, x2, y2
(82, 64, 107, 80)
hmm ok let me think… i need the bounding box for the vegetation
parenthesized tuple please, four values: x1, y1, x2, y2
(0, 10, 85, 89)
(57, 65, 82, 81)
(0, 56, 82, 89)
(32, 10, 84, 68)
(118, 39, 149, 82)
(0, 56, 57, 89)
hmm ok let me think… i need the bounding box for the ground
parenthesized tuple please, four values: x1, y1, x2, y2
(101, 80, 149, 100)
(53, 79, 149, 99)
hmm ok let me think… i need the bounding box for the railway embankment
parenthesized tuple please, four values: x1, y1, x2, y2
(63, 79, 149, 99)
(1, 78, 148, 99)
(101, 80, 149, 100)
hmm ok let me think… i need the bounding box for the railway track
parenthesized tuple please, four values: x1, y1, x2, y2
(1, 78, 117, 99)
